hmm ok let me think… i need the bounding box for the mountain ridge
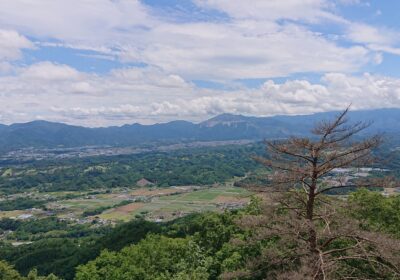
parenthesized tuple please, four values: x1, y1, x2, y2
(0, 108, 399, 152)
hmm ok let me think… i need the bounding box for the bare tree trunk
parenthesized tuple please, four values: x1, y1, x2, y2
(307, 189, 322, 279)
(306, 190, 317, 253)
(307, 160, 318, 254)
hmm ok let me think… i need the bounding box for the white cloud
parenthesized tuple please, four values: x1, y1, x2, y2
(0, 0, 381, 81)
(193, 1, 400, 65)
(0, 29, 33, 61)
(0, 62, 14, 74)
(346, 23, 400, 55)
(119, 21, 371, 80)
(110, 67, 191, 89)
(0, 0, 152, 44)
(19, 62, 82, 81)
(347, 23, 396, 45)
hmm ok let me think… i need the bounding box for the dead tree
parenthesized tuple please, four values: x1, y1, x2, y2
(234, 108, 400, 279)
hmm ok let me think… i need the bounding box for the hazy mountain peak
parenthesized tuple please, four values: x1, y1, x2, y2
(201, 113, 249, 127)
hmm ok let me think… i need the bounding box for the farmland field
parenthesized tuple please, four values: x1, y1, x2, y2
(31, 185, 253, 223)
(87, 185, 252, 222)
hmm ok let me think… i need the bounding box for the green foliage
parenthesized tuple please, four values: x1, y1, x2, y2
(96, 218, 162, 252)
(192, 213, 238, 254)
(0, 217, 105, 241)
(0, 260, 22, 280)
(0, 198, 46, 211)
(0, 218, 21, 231)
(75, 235, 211, 280)
(349, 189, 400, 237)
(25, 269, 60, 280)
(0, 219, 162, 280)
(0, 260, 59, 280)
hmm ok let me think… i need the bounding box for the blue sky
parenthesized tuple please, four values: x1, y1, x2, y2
(0, 0, 400, 126)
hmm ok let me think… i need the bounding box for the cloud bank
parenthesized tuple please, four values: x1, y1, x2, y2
(0, 0, 399, 126)
(0, 62, 399, 126)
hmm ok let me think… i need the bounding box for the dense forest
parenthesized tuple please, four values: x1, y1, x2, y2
(0, 144, 263, 194)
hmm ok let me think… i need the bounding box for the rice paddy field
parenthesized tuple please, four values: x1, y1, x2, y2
(0, 183, 252, 224)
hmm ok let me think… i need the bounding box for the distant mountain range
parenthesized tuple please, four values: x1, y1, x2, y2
(0, 108, 399, 153)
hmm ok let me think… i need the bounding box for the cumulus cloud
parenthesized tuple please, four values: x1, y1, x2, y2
(0, 29, 33, 62)
(0, 62, 399, 126)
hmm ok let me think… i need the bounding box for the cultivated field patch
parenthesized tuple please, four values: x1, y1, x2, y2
(113, 202, 145, 214)
(130, 187, 190, 197)
(0, 210, 25, 219)
(213, 195, 249, 204)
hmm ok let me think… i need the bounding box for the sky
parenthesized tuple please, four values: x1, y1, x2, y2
(1, 0, 400, 127)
